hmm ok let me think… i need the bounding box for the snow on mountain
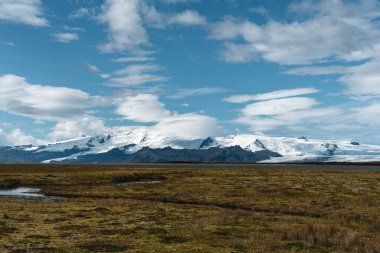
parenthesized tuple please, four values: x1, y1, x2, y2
(29, 129, 380, 163)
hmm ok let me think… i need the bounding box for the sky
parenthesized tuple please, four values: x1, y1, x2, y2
(1, 0, 380, 146)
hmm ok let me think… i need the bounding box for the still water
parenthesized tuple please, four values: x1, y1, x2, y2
(0, 187, 45, 198)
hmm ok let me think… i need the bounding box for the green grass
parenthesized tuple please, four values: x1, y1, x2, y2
(0, 164, 379, 252)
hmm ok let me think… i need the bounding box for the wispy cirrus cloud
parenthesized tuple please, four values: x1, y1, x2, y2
(107, 64, 169, 86)
(112, 56, 155, 63)
(168, 87, 227, 99)
(224, 88, 319, 103)
(285, 61, 380, 98)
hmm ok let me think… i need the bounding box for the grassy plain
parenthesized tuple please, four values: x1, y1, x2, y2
(0, 163, 379, 252)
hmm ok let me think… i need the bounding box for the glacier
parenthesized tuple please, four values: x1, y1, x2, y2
(1, 129, 380, 163)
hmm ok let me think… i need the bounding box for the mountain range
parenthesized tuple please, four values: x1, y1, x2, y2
(1, 129, 380, 163)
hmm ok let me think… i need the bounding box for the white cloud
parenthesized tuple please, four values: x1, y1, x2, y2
(353, 103, 380, 126)
(0, 128, 44, 146)
(0, 0, 48, 27)
(227, 88, 341, 134)
(112, 56, 155, 63)
(140, 2, 206, 27)
(161, 0, 200, 4)
(224, 88, 319, 103)
(284, 66, 347, 76)
(109, 74, 168, 86)
(107, 64, 168, 86)
(241, 97, 318, 116)
(48, 116, 108, 141)
(69, 7, 96, 19)
(0, 74, 93, 121)
(98, 0, 148, 53)
(0, 41, 15, 46)
(210, 17, 262, 41)
(153, 113, 221, 139)
(168, 87, 227, 99)
(115, 93, 221, 139)
(86, 64, 100, 73)
(52, 33, 79, 43)
(115, 94, 171, 123)
(207, 0, 380, 99)
(340, 60, 380, 97)
(168, 10, 206, 26)
(113, 64, 161, 75)
(238, 102, 380, 143)
(98, 0, 206, 53)
(235, 107, 341, 133)
(249, 6, 268, 16)
(286, 60, 380, 98)
(219, 43, 259, 63)
(63, 25, 86, 32)
(227, 87, 380, 142)
(210, 0, 380, 65)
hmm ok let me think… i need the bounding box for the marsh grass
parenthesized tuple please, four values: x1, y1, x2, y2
(0, 164, 379, 252)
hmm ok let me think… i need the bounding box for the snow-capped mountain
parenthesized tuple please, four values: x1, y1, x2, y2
(1, 129, 380, 163)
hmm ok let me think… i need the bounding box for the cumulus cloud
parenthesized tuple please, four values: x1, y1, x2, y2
(210, 0, 380, 65)
(219, 43, 259, 63)
(98, 0, 206, 53)
(168, 10, 206, 26)
(98, 0, 148, 53)
(224, 88, 319, 103)
(115, 94, 171, 123)
(115, 93, 221, 139)
(141, 3, 206, 28)
(48, 116, 108, 141)
(0, 0, 48, 27)
(52, 33, 79, 43)
(209, 0, 380, 99)
(0, 128, 44, 146)
(0, 74, 93, 121)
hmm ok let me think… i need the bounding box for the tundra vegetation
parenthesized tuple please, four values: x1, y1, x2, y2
(0, 164, 379, 252)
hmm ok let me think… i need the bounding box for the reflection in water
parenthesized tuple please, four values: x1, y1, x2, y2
(0, 187, 44, 198)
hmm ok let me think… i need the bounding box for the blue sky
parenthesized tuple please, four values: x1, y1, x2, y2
(1, 0, 380, 145)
